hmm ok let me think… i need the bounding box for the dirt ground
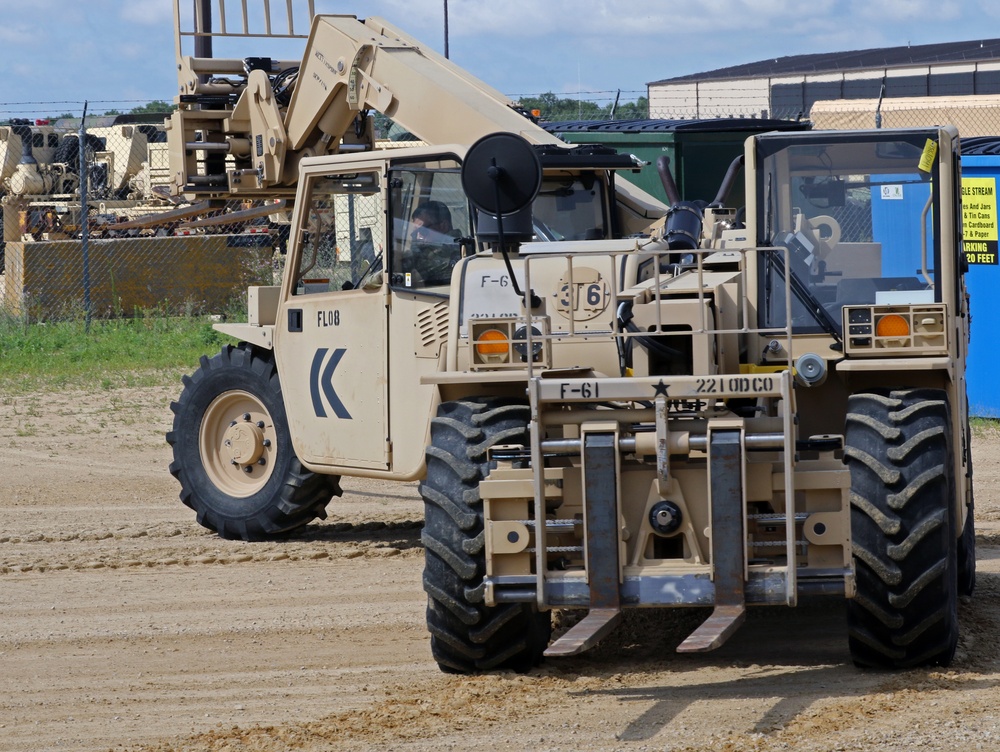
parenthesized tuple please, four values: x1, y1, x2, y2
(2, 385, 1000, 752)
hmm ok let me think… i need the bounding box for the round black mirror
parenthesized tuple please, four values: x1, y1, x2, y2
(461, 132, 542, 216)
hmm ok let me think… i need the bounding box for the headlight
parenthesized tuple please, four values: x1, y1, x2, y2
(467, 318, 551, 370)
(513, 325, 543, 362)
(842, 304, 947, 356)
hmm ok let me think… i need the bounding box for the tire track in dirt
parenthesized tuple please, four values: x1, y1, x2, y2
(0, 519, 424, 574)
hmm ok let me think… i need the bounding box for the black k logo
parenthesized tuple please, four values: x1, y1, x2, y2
(310, 348, 352, 419)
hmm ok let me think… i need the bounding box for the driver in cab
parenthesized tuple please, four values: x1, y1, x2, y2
(406, 200, 461, 286)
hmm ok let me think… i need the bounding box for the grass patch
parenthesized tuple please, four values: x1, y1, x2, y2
(971, 416, 1000, 438)
(0, 311, 235, 392)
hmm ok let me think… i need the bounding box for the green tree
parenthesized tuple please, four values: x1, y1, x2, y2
(517, 92, 647, 122)
(130, 100, 175, 115)
(614, 96, 649, 120)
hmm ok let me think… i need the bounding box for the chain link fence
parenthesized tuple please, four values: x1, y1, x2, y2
(647, 74, 1000, 134)
(1, 108, 281, 323)
(6, 87, 1000, 322)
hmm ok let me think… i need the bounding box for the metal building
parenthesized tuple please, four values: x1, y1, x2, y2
(648, 38, 1000, 120)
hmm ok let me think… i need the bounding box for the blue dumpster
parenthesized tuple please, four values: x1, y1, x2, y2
(960, 141, 1000, 417)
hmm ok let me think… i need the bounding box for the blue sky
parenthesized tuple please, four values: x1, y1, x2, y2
(2, 0, 1000, 118)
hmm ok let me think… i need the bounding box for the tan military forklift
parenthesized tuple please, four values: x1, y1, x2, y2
(170, 122, 974, 672)
(165, 5, 973, 670)
(412, 126, 973, 672)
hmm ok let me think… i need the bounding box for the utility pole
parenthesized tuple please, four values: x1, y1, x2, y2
(194, 0, 212, 59)
(444, 0, 450, 59)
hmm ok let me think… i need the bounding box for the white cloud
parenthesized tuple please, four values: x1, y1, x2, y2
(0, 24, 32, 45)
(853, 0, 958, 24)
(976, 0, 1000, 20)
(120, 0, 172, 25)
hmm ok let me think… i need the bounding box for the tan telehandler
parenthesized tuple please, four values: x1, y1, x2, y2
(166, 3, 974, 670)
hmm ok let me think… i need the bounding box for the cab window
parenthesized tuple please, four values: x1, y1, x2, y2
(388, 159, 470, 291)
(293, 171, 383, 294)
(757, 133, 940, 335)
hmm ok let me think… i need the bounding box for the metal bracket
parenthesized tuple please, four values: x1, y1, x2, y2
(655, 395, 670, 496)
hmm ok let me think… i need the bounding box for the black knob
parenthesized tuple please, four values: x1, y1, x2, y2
(649, 501, 682, 535)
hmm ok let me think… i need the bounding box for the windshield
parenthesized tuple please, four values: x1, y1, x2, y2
(757, 132, 941, 335)
(532, 173, 608, 241)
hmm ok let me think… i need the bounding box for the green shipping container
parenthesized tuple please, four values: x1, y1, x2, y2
(544, 119, 809, 208)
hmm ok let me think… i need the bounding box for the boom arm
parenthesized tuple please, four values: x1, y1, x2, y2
(166, 5, 665, 228)
(168, 12, 565, 197)
(288, 17, 568, 152)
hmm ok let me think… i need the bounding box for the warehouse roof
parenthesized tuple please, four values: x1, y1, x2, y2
(651, 38, 1000, 86)
(542, 117, 808, 133)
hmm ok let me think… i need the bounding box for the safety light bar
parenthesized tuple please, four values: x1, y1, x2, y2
(843, 304, 948, 356)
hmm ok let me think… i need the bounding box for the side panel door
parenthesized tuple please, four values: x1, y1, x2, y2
(274, 166, 390, 471)
(383, 158, 470, 476)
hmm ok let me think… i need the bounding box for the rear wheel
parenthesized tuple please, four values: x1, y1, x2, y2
(167, 344, 341, 541)
(844, 388, 959, 668)
(420, 398, 551, 673)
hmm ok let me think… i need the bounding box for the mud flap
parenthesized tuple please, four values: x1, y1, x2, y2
(677, 429, 747, 652)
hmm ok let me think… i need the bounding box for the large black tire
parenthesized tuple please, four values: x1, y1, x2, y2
(420, 398, 551, 673)
(844, 388, 959, 668)
(166, 344, 341, 541)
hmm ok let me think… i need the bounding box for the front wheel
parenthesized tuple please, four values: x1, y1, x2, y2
(844, 388, 959, 668)
(420, 398, 551, 673)
(167, 344, 341, 541)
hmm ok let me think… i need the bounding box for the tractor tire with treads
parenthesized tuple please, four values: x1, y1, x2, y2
(957, 404, 976, 597)
(420, 397, 551, 673)
(844, 388, 959, 668)
(167, 343, 341, 541)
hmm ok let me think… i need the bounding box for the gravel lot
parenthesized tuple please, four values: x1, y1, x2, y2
(2, 385, 999, 751)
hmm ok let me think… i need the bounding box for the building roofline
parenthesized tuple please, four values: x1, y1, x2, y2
(648, 37, 1000, 87)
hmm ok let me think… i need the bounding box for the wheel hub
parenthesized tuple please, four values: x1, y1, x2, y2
(199, 391, 277, 497)
(224, 420, 265, 466)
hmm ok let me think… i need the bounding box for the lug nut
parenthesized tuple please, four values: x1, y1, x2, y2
(257, 458, 266, 466)
(244, 466, 253, 474)
(229, 420, 237, 427)
(262, 439, 271, 447)
(243, 413, 251, 421)
(256, 421, 265, 428)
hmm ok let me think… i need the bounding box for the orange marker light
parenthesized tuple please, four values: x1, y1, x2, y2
(475, 329, 509, 356)
(876, 314, 910, 338)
